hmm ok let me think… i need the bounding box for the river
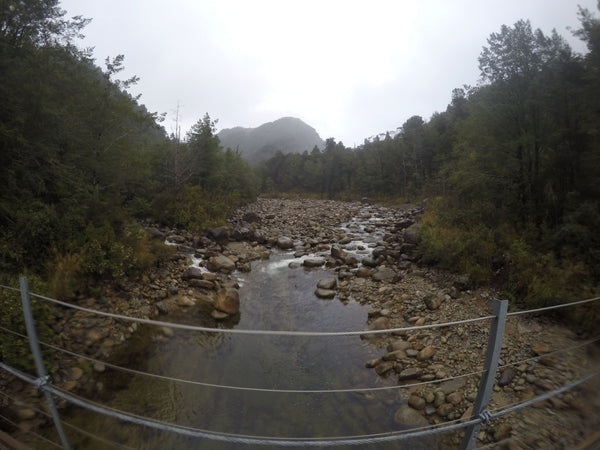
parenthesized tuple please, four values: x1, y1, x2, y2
(60, 209, 428, 450)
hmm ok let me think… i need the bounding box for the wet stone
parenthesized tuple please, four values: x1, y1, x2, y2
(315, 288, 336, 299)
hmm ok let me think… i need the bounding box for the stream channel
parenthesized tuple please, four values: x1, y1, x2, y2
(63, 211, 420, 449)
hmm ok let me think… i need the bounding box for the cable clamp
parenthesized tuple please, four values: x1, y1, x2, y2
(34, 375, 50, 390)
(478, 410, 492, 424)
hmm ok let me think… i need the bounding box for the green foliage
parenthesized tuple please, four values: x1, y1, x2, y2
(151, 185, 233, 232)
(507, 239, 596, 308)
(0, 275, 56, 374)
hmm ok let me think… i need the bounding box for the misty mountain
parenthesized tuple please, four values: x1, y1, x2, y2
(217, 117, 324, 164)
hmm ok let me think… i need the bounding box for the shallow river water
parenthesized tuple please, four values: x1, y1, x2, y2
(62, 209, 427, 449)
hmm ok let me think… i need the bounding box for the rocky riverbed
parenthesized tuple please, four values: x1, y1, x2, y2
(1, 197, 599, 449)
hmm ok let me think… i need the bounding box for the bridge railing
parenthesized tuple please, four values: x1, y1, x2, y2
(0, 276, 598, 449)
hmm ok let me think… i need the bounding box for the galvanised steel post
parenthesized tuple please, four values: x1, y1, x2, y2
(19, 276, 71, 450)
(461, 298, 508, 450)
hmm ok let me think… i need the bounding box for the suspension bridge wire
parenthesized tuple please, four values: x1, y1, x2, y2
(45, 386, 482, 447)
(30, 291, 496, 336)
(0, 390, 54, 423)
(0, 284, 20, 293)
(35, 336, 484, 394)
(0, 377, 133, 450)
(506, 296, 600, 317)
(2, 359, 484, 446)
(0, 324, 30, 340)
(60, 419, 137, 450)
(495, 336, 600, 371)
(489, 369, 600, 419)
(0, 412, 63, 449)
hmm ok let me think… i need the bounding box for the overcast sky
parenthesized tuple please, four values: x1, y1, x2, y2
(60, 0, 597, 146)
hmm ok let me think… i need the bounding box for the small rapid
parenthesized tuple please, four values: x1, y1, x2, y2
(61, 206, 418, 449)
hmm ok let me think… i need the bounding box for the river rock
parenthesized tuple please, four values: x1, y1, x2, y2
(156, 301, 169, 315)
(388, 339, 412, 352)
(188, 279, 215, 290)
(424, 295, 442, 310)
(383, 350, 407, 361)
(417, 346, 435, 360)
(303, 257, 326, 268)
(211, 310, 230, 320)
(182, 267, 204, 280)
(331, 245, 348, 261)
(317, 278, 337, 289)
(356, 267, 373, 278)
(16, 408, 36, 420)
(207, 255, 236, 273)
(214, 288, 240, 314)
(436, 402, 454, 417)
(394, 405, 429, 427)
(375, 361, 395, 376)
(68, 367, 84, 381)
(371, 267, 398, 282)
(447, 391, 463, 405)
(408, 394, 426, 410)
(176, 295, 196, 306)
(397, 367, 422, 380)
(368, 316, 389, 331)
(403, 223, 422, 244)
(498, 367, 517, 387)
(361, 257, 379, 267)
(315, 288, 336, 299)
(277, 236, 294, 249)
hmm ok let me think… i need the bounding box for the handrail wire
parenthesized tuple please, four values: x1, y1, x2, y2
(35, 337, 485, 394)
(30, 291, 495, 336)
(4, 359, 598, 447)
(0, 389, 133, 450)
(0, 412, 62, 449)
(0, 284, 20, 293)
(495, 337, 600, 371)
(507, 296, 600, 317)
(45, 386, 482, 447)
(0, 390, 51, 417)
(1, 359, 481, 446)
(489, 369, 600, 419)
(60, 419, 137, 450)
(0, 324, 30, 340)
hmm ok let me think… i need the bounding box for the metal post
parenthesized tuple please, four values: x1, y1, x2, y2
(461, 298, 508, 450)
(19, 276, 71, 450)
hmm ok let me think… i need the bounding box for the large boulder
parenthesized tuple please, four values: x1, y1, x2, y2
(214, 288, 240, 315)
(303, 257, 326, 268)
(403, 223, 422, 245)
(181, 267, 204, 280)
(371, 267, 398, 282)
(277, 236, 294, 249)
(207, 255, 236, 273)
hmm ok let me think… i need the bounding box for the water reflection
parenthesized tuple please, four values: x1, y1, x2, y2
(61, 211, 430, 449)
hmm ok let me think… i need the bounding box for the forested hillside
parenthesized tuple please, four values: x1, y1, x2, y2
(1, 1, 598, 316)
(0, 0, 257, 297)
(259, 11, 600, 311)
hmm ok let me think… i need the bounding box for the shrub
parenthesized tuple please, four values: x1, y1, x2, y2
(0, 275, 57, 374)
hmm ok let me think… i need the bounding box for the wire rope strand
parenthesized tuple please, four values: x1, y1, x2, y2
(31, 291, 495, 336)
(0, 412, 63, 449)
(0, 324, 30, 340)
(45, 384, 482, 447)
(0, 284, 21, 293)
(506, 296, 600, 317)
(35, 337, 484, 394)
(60, 419, 137, 450)
(495, 336, 600, 371)
(489, 370, 600, 419)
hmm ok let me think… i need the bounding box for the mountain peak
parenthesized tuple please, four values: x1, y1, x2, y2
(218, 117, 324, 164)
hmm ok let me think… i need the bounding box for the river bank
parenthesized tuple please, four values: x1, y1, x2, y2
(1, 197, 599, 449)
